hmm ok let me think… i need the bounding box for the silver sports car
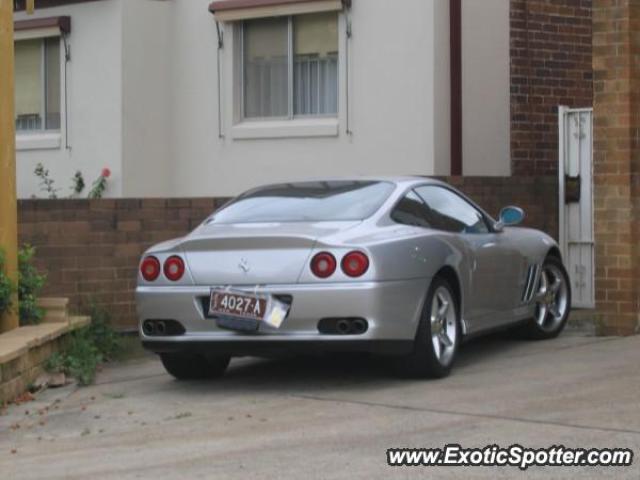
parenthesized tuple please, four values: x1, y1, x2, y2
(137, 177, 571, 379)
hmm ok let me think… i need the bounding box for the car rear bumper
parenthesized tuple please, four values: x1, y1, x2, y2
(136, 279, 429, 355)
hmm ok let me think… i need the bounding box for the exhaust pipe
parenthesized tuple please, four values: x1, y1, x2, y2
(155, 320, 167, 335)
(352, 319, 367, 335)
(336, 319, 351, 335)
(142, 321, 156, 336)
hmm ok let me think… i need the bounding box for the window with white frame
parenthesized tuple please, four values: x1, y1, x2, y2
(241, 11, 338, 120)
(14, 37, 61, 133)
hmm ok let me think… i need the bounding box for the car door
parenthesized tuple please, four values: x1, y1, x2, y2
(413, 186, 525, 331)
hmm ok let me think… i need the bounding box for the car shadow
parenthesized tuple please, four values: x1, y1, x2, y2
(172, 332, 533, 395)
(456, 331, 530, 368)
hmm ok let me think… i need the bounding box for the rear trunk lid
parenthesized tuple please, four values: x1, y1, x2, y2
(180, 221, 359, 285)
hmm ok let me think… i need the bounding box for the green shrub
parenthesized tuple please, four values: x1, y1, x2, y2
(65, 328, 103, 385)
(45, 303, 122, 386)
(86, 302, 122, 361)
(45, 329, 101, 386)
(0, 249, 15, 317)
(44, 352, 65, 373)
(18, 245, 46, 325)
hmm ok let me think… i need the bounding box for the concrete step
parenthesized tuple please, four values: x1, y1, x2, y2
(566, 309, 600, 336)
(69, 316, 91, 329)
(0, 320, 86, 403)
(38, 297, 68, 314)
(41, 311, 69, 324)
(37, 297, 69, 311)
(37, 297, 71, 324)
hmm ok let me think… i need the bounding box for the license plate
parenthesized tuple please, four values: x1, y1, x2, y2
(209, 289, 268, 321)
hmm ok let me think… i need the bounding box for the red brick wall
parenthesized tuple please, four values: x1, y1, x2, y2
(18, 198, 230, 330)
(18, 177, 557, 330)
(437, 177, 558, 238)
(510, 0, 593, 176)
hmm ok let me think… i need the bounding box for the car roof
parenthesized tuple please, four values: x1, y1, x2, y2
(252, 176, 449, 189)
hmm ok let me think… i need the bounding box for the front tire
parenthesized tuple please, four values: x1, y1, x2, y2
(522, 256, 571, 340)
(160, 353, 230, 380)
(397, 277, 460, 378)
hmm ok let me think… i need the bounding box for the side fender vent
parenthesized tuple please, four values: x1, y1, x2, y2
(521, 264, 539, 304)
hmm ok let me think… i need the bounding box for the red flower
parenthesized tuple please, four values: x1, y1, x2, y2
(101, 168, 111, 178)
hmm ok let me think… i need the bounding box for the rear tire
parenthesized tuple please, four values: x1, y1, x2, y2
(160, 353, 230, 380)
(521, 255, 571, 340)
(396, 277, 460, 379)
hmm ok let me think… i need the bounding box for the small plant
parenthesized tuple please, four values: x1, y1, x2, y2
(88, 168, 111, 199)
(45, 328, 101, 386)
(44, 352, 66, 373)
(66, 328, 103, 385)
(85, 302, 122, 361)
(0, 249, 15, 317)
(32, 166, 111, 199)
(70, 171, 85, 197)
(18, 245, 47, 326)
(45, 303, 122, 386)
(34, 163, 59, 199)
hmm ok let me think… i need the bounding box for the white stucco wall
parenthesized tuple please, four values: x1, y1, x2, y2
(461, 0, 510, 176)
(433, 0, 451, 176)
(121, 0, 171, 197)
(13, 0, 510, 199)
(14, 0, 124, 199)
(166, 0, 451, 197)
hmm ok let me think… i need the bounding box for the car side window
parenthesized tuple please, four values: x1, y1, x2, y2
(414, 186, 490, 234)
(390, 191, 432, 228)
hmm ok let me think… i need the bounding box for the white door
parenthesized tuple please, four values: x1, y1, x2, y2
(558, 106, 594, 308)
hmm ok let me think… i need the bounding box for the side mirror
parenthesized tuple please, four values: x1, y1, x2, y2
(495, 206, 525, 231)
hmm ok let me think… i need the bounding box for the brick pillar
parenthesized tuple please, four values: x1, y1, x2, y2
(592, 0, 640, 335)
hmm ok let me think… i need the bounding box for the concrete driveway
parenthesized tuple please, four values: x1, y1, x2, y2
(1, 332, 639, 479)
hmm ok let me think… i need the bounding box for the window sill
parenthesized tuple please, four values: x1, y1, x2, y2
(230, 118, 339, 140)
(16, 132, 62, 151)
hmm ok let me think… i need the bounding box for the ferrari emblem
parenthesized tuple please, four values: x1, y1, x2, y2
(238, 257, 250, 274)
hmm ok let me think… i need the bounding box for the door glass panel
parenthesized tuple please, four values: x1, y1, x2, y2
(415, 186, 489, 234)
(390, 191, 432, 228)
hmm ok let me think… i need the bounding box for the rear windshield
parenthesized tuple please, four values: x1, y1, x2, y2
(209, 181, 395, 224)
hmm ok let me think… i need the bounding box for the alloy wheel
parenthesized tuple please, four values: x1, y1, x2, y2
(430, 286, 457, 366)
(534, 263, 569, 332)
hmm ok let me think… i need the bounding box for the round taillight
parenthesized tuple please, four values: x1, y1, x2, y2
(310, 252, 337, 278)
(140, 256, 161, 282)
(163, 256, 185, 282)
(341, 251, 369, 277)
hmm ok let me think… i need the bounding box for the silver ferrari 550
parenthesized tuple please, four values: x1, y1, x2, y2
(136, 177, 571, 379)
